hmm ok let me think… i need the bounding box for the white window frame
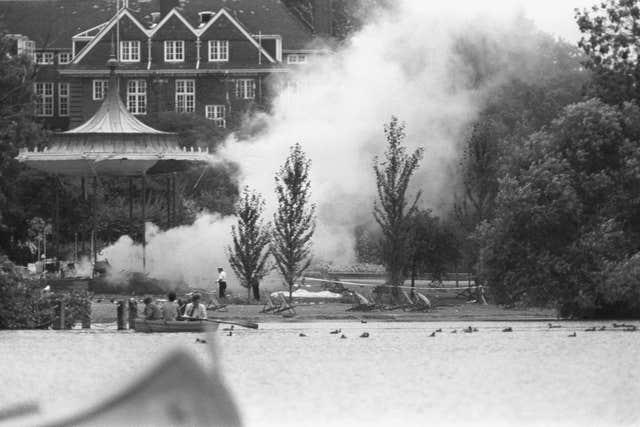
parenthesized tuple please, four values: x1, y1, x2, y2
(58, 52, 73, 65)
(119, 40, 140, 62)
(17, 39, 35, 60)
(58, 83, 70, 117)
(208, 40, 229, 62)
(287, 54, 307, 64)
(205, 105, 226, 128)
(35, 52, 54, 65)
(127, 79, 147, 115)
(34, 82, 54, 117)
(235, 79, 255, 100)
(175, 79, 195, 113)
(164, 40, 185, 62)
(92, 79, 109, 100)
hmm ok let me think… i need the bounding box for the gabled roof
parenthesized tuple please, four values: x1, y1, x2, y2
(0, 0, 317, 50)
(149, 7, 197, 38)
(197, 8, 275, 63)
(72, 8, 150, 65)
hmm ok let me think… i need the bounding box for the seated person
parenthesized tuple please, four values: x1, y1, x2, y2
(161, 291, 179, 321)
(143, 297, 162, 320)
(183, 294, 207, 320)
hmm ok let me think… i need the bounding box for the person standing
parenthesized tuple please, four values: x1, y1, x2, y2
(217, 267, 227, 299)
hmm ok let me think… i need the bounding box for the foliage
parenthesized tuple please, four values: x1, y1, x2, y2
(373, 117, 423, 296)
(354, 223, 382, 264)
(227, 187, 272, 301)
(0, 255, 90, 328)
(453, 31, 588, 271)
(408, 210, 461, 282)
(576, 0, 640, 103)
(477, 99, 640, 317)
(272, 143, 316, 301)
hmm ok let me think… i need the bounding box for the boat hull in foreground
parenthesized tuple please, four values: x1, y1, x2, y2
(135, 320, 217, 333)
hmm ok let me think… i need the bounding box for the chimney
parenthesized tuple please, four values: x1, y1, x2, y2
(198, 11, 215, 27)
(148, 11, 161, 28)
(159, 0, 180, 17)
(312, 0, 332, 37)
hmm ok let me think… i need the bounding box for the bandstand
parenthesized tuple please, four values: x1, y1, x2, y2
(17, 57, 214, 272)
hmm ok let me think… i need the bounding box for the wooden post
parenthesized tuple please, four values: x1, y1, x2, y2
(117, 300, 125, 330)
(82, 299, 91, 329)
(128, 299, 137, 330)
(58, 300, 65, 330)
(141, 174, 146, 272)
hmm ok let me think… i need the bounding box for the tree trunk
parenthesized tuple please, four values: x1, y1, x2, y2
(247, 283, 251, 303)
(252, 282, 260, 301)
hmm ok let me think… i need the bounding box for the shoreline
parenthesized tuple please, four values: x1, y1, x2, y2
(92, 301, 560, 324)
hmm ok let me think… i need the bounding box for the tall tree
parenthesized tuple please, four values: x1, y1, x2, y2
(576, 0, 640, 103)
(272, 143, 316, 302)
(373, 117, 424, 298)
(227, 187, 272, 302)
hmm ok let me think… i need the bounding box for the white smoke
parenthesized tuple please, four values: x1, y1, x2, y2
(102, 1, 538, 290)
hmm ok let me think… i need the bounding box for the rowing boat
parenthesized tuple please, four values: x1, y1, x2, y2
(134, 319, 218, 333)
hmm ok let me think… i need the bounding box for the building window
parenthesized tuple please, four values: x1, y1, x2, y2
(58, 83, 70, 117)
(235, 79, 255, 100)
(17, 38, 35, 60)
(119, 40, 140, 62)
(127, 79, 147, 115)
(164, 40, 184, 62)
(58, 52, 73, 64)
(287, 54, 307, 64)
(34, 82, 54, 116)
(205, 105, 226, 128)
(35, 52, 54, 65)
(208, 40, 229, 62)
(175, 79, 195, 113)
(92, 79, 109, 100)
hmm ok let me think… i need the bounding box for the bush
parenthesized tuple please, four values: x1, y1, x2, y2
(0, 255, 91, 328)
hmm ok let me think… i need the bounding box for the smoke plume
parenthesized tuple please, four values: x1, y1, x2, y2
(102, 1, 543, 289)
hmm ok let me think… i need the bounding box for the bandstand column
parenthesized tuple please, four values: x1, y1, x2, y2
(129, 177, 133, 238)
(92, 176, 98, 265)
(54, 177, 60, 260)
(141, 173, 146, 272)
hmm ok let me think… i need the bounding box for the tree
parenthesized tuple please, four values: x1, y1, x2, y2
(408, 210, 461, 288)
(477, 99, 640, 316)
(272, 143, 316, 302)
(576, 0, 640, 103)
(227, 187, 272, 302)
(373, 117, 424, 298)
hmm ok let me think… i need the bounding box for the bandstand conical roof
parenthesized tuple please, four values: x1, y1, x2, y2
(18, 59, 213, 177)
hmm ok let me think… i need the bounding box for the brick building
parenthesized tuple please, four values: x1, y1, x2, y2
(1, 0, 331, 131)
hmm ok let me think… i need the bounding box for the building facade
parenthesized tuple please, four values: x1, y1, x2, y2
(1, 0, 331, 132)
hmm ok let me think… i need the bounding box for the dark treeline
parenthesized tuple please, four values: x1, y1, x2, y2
(356, 0, 640, 318)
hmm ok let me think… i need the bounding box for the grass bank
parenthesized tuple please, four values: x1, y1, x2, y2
(91, 300, 557, 324)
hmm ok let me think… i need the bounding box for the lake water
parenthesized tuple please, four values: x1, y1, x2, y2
(1, 321, 639, 426)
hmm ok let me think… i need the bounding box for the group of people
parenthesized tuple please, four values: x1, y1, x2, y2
(143, 292, 208, 321)
(141, 267, 228, 322)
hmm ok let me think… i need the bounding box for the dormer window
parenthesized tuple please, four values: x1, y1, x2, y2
(208, 40, 229, 62)
(35, 52, 54, 65)
(164, 40, 184, 62)
(58, 52, 72, 65)
(119, 40, 140, 62)
(287, 54, 307, 64)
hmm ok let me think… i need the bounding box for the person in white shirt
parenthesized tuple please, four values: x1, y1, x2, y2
(183, 294, 207, 319)
(217, 267, 227, 299)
